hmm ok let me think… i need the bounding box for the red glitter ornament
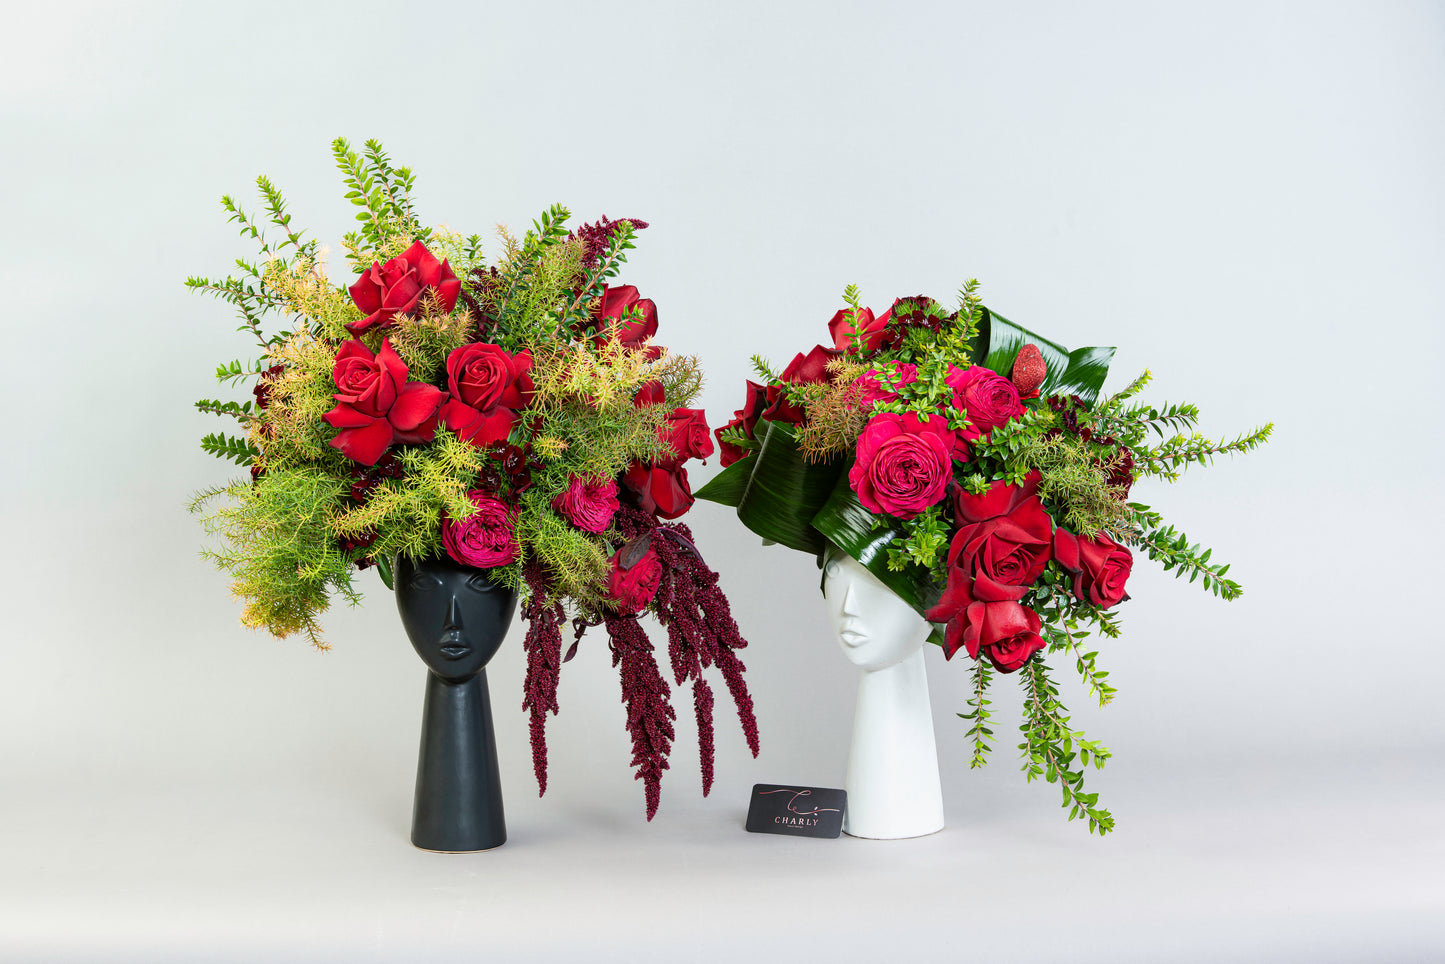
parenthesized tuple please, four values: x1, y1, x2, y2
(1011, 343, 1047, 399)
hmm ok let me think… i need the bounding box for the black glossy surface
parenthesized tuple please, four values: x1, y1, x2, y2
(394, 554, 517, 853)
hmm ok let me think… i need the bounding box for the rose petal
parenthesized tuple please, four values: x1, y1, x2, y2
(330, 418, 394, 465)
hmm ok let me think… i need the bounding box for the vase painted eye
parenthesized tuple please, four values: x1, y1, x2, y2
(466, 573, 495, 593)
(408, 572, 443, 591)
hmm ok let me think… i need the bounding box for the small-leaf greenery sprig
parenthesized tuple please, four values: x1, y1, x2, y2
(697, 285, 1272, 834)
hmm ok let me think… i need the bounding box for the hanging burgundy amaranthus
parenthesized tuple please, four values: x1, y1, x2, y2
(520, 561, 565, 796)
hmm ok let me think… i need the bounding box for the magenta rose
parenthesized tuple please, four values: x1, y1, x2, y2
(595, 284, 659, 351)
(323, 338, 445, 466)
(925, 569, 1046, 670)
(944, 470, 1054, 600)
(662, 408, 714, 465)
(552, 476, 620, 533)
(827, 305, 897, 353)
(622, 461, 694, 519)
(1054, 529, 1132, 608)
(947, 364, 1025, 437)
(438, 343, 534, 447)
(347, 240, 462, 334)
(848, 412, 953, 519)
(441, 492, 520, 568)
(762, 344, 841, 425)
(608, 542, 663, 615)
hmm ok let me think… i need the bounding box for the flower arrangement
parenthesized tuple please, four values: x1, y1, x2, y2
(698, 282, 1272, 834)
(191, 139, 758, 820)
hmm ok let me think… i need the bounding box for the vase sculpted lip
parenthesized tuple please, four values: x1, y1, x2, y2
(395, 554, 518, 682)
(822, 550, 930, 672)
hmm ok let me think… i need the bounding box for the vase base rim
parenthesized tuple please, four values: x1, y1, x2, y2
(843, 823, 945, 841)
(411, 841, 506, 854)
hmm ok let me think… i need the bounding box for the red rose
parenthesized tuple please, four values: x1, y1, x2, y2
(441, 492, 520, 568)
(438, 343, 534, 447)
(622, 461, 695, 519)
(944, 471, 1054, 600)
(762, 344, 841, 425)
(828, 306, 897, 353)
(608, 541, 663, 615)
(632, 380, 665, 408)
(716, 380, 769, 466)
(848, 412, 953, 519)
(595, 284, 659, 351)
(323, 338, 445, 465)
(662, 408, 713, 465)
(1054, 529, 1132, 608)
(925, 570, 1046, 671)
(947, 364, 1024, 437)
(347, 240, 461, 334)
(552, 476, 620, 533)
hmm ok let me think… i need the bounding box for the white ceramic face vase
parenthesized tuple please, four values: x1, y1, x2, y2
(820, 549, 945, 839)
(822, 552, 930, 670)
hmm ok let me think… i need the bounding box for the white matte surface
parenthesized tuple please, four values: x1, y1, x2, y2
(3, 1, 1444, 960)
(825, 553, 945, 839)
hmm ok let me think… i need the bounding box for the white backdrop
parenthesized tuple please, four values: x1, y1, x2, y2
(2, 2, 1442, 961)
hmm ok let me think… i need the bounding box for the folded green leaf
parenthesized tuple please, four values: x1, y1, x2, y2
(975, 308, 1115, 406)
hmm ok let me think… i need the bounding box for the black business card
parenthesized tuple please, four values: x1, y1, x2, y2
(745, 783, 847, 838)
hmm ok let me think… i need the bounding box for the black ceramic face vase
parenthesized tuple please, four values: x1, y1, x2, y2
(394, 554, 517, 682)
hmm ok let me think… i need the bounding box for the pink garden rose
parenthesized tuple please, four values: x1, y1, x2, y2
(947, 364, 1025, 437)
(848, 412, 953, 519)
(552, 476, 620, 533)
(347, 240, 461, 334)
(441, 492, 520, 568)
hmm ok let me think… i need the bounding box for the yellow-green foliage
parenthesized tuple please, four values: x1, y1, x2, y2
(254, 331, 352, 471)
(264, 257, 361, 342)
(795, 358, 872, 461)
(194, 469, 357, 649)
(387, 304, 474, 385)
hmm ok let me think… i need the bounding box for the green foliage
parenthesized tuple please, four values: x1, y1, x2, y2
(1018, 657, 1114, 835)
(885, 503, 950, 577)
(200, 431, 260, 466)
(958, 659, 996, 767)
(1133, 423, 1275, 482)
(1124, 510, 1243, 600)
(1017, 431, 1133, 538)
(333, 136, 429, 270)
(195, 398, 253, 421)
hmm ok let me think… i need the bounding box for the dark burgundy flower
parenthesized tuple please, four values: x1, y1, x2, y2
(569, 216, 649, 268)
(323, 338, 445, 466)
(347, 240, 462, 334)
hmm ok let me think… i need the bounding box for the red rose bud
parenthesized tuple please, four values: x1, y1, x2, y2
(438, 343, 534, 447)
(662, 408, 713, 465)
(595, 284, 659, 351)
(1011, 343, 1047, 399)
(715, 380, 770, 467)
(347, 240, 461, 334)
(621, 460, 695, 519)
(1053, 529, 1132, 608)
(761, 344, 841, 425)
(827, 306, 897, 353)
(608, 539, 664, 615)
(632, 380, 665, 408)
